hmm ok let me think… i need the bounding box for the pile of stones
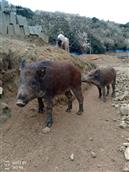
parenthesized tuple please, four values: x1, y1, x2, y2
(112, 70, 129, 129)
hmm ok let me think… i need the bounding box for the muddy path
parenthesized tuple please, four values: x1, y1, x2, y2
(1, 87, 126, 172)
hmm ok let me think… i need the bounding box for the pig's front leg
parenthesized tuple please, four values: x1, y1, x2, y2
(97, 86, 102, 98)
(37, 97, 45, 113)
(45, 98, 53, 128)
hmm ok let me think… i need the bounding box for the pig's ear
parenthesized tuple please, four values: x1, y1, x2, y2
(37, 67, 46, 78)
(19, 59, 26, 70)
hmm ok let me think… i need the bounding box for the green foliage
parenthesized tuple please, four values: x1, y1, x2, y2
(90, 35, 106, 54)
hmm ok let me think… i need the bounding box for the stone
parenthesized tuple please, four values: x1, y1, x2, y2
(113, 119, 117, 122)
(120, 104, 129, 116)
(42, 127, 51, 134)
(124, 147, 129, 160)
(123, 143, 129, 147)
(119, 121, 127, 129)
(119, 145, 126, 152)
(91, 151, 97, 158)
(70, 153, 74, 161)
(115, 104, 119, 108)
(118, 91, 129, 101)
(89, 137, 94, 141)
(1, 102, 9, 110)
(123, 162, 129, 172)
(123, 167, 129, 172)
(0, 114, 8, 123)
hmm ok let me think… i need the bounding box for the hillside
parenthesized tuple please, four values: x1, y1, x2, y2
(14, 6, 129, 54)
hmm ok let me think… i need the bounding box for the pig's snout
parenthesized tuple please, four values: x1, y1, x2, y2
(16, 99, 26, 107)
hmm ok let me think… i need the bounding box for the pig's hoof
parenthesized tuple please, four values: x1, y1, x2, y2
(38, 108, 45, 113)
(66, 108, 71, 112)
(46, 121, 53, 128)
(42, 127, 51, 134)
(76, 111, 83, 115)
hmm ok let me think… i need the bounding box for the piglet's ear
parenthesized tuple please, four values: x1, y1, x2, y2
(37, 67, 46, 78)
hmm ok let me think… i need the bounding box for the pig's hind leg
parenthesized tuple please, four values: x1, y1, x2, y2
(65, 90, 73, 112)
(72, 87, 84, 115)
(97, 86, 102, 98)
(106, 85, 110, 96)
(111, 79, 116, 97)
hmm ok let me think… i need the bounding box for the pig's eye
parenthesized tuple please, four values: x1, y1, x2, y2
(31, 81, 37, 87)
(94, 75, 98, 79)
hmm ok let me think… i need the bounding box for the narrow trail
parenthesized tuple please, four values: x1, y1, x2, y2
(2, 85, 125, 172)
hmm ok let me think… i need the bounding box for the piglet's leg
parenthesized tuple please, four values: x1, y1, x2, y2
(111, 79, 116, 97)
(97, 86, 102, 98)
(102, 87, 106, 102)
(37, 97, 45, 113)
(46, 98, 53, 128)
(106, 85, 110, 96)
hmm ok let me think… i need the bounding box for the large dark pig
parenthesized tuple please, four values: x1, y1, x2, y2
(83, 67, 116, 102)
(16, 60, 84, 127)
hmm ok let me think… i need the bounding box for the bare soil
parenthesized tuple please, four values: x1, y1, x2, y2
(1, 55, 128, 172)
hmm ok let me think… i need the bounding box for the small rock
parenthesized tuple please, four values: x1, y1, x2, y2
(121, 91, 129, 100)
(113, 119, 117, 122)
(119, 145, 126, 152)
(42, 127, 51, 134)
(97, 164, 101, 168)
(123, 143, 129, 147)
(89, 137, 94, 141)
(7, 85, 13, 92)
(91, 151, 97, 158)
(1, 102, 9, 110)
(123, 162, 129, 172)
(120, 104, 129, 116)
(0, 115, 8, 123)
(115, 104, 119, 108)
(119, 121, 127, 129)
(70, 153, 74, 161)
(112, 103, 115, 107)
(124, 147, 129, 160)
(123, 167, 129, 172)
(55, 166, 59, 170)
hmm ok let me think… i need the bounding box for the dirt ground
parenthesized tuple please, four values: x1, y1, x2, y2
(1, 55, 129, 172)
